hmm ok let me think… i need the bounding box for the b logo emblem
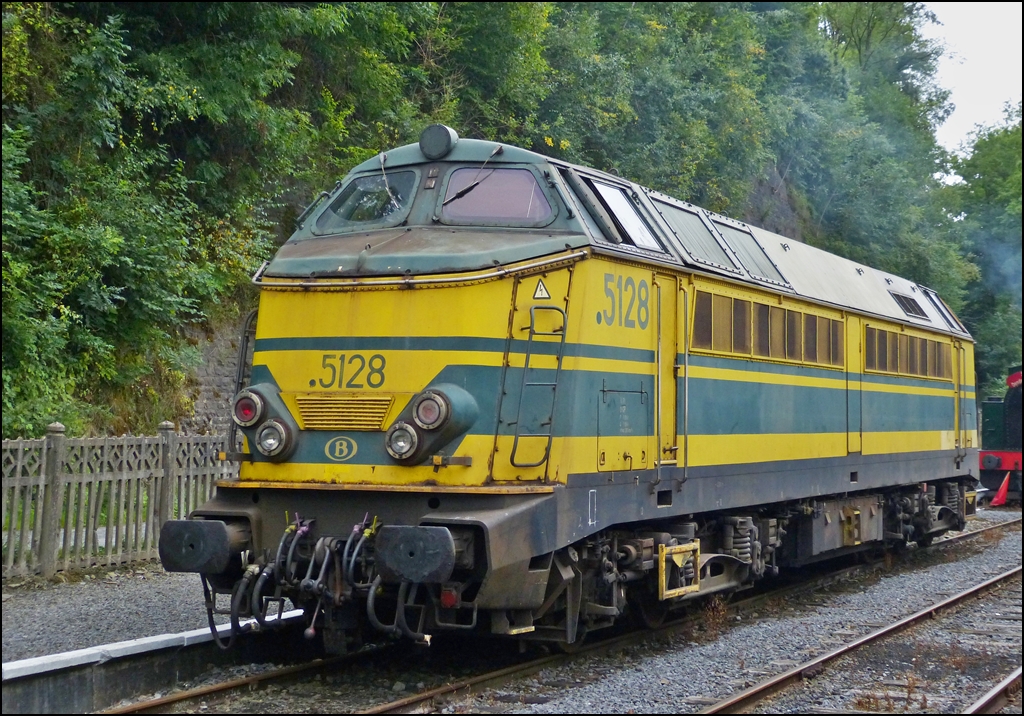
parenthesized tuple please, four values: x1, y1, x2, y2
(324, 436, 358, 462)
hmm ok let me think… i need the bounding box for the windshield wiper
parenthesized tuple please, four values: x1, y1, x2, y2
(378, 152, 400, 211)
(442, 144, 504, 206)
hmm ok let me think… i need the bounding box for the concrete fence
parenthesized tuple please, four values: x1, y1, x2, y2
(2, 422, 237, 579)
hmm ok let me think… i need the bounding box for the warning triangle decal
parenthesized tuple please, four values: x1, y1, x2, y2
(533, 279, 551, 300)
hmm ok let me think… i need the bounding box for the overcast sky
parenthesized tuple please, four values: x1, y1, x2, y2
(922, 2, 1023, 154)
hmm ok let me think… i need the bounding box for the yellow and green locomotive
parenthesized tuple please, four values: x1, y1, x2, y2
(160, 125, 978, 649)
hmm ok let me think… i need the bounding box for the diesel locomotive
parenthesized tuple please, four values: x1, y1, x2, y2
(160, 125, 979, 651)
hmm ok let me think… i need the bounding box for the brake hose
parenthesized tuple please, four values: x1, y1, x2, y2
(347, 532, 367, 587)
(251, 565, 274, 628)
(229, 566, 259, 640)
(201, 574, 234, 650)
(365, 575, 399, 634)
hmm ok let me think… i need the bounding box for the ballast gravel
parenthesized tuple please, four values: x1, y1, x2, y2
(2, 562, 224, 663)
(461, 509, 1021, 714)
(748, 577, 1022, 714)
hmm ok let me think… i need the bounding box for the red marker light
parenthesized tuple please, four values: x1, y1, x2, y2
(235, 396, 257, 422)
(412, 392, 449, 430)
(440, 587, 459, 609)
(416, 398, 441, 426)
(232, 391, 264, 427)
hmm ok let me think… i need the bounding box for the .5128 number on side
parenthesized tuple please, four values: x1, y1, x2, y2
(596, 273, 650, 329)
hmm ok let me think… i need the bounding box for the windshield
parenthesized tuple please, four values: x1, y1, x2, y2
(314, 171, 416, 234)
(440, 168, 553, 224)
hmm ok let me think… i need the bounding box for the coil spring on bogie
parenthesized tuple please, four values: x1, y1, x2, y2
(682, 557, 696, 582)
(945, 483, 960, 510)
(722, 516, 754, 563)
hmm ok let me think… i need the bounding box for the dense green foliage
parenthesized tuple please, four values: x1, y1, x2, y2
(3, 2, 1021, 436)
(951, 102, 1023, 396)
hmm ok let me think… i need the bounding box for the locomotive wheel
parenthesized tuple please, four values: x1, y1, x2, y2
(556, 626, 588, 654)
(629, 586, 669, 629)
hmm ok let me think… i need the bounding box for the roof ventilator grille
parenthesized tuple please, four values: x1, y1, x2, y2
(889, 292, 929, 319)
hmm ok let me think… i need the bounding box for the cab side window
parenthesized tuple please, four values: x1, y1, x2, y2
(590, 182, 663, 251)
(561, 168, 665, 252)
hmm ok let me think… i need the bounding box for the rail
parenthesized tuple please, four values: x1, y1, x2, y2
(963, 666, 1023, 714)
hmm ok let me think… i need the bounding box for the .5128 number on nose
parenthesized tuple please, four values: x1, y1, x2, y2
(311, 354, 386, 389)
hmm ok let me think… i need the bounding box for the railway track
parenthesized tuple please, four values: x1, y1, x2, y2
(4, 515, 1019, 714)
(963, 666, 1022, 714)
(698, 566, 1021, 713)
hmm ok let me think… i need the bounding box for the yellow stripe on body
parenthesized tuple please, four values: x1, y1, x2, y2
(243, 434, 497, 486)
(690, 364, 956, 399)
(862, 430, 957, 454)
(256, 278, 513, 341)
(255, 349, 655, 397)
(643, 431, 956, 466)
(688, 365, 846, 391)
(254, 349, 503, 394)
(859, 380, 957, 398)
(548, 431, 956, 472)
(238, 428, 962, 488)
(686, 433, 849, 465)
(221, 480, 555, 494)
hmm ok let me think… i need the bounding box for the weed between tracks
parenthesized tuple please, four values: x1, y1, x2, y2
(977, 525, 1010, 545)
(853, 677, 930, 714)
(701, 596, 729, 639)
(854, 692, 887, 711)
(941, 640, 974, 672)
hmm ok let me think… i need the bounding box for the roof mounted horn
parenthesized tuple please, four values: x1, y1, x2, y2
(419, 124, 459, 160)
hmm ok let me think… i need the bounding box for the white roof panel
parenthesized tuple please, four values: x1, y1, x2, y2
(749, 226, 969, 338)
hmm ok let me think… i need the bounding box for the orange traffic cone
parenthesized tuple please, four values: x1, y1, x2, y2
(990, 472, 1011, 507)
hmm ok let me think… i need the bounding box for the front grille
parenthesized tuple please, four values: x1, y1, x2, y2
(294, 394, 394, 431)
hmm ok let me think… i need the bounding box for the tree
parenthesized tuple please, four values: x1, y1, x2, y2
(953, 103, 1023, 394)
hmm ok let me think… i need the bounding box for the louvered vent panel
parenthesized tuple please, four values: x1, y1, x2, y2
(889, 291, 929, 319)
(295, 395, 394, 431)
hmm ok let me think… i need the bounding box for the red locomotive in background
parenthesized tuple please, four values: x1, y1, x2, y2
(979, 365, 1022, 503)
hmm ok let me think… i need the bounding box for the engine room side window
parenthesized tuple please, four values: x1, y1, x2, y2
(314, 171, 416, 234)
(440, 167, 553, 224)
(713, 221, 787, 285)
(864, 327, 952, 380)
(694, 290, 844, 367)
(654, 200, 737, 270)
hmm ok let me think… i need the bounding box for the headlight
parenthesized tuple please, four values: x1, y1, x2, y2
(386, 421, 419, 460)
(255, 419, 289, 457)
(412, 391, 449, 430)
(232, 390, 264, 427)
